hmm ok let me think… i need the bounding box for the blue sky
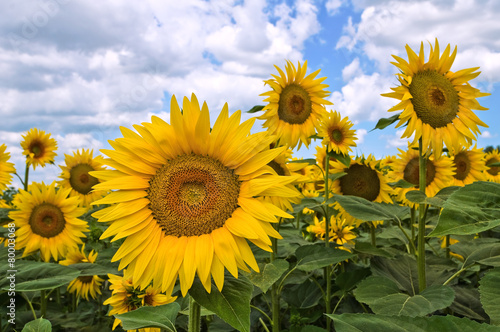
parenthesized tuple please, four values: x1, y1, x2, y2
(1, 0, 499, 187)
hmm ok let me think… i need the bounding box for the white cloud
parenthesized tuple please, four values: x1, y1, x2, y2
(480, 131, 496, 139)
(342, 57, 363, 81)
(325, 0, 347, 15)
(356, 128, 367, 144)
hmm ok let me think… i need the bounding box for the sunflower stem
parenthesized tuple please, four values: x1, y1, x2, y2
(40, 290, 47, 317)
(21, 292, 37, 320)
(323, 148, 332, 332)
(445, 235, 451, 259)
(270, 223, 280, 332)
(410, 207, 416, 255)
(24, 163, 30, 191)
(369, 222, 376, 247)
(417, 138, 427, 292)
(188, 296, 201, 332)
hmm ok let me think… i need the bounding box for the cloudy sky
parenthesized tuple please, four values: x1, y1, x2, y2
(2, 0, 499, 187)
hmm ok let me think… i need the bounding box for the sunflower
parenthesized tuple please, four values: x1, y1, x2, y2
(389, 147, 455, 207)
(484, 149, 500, 183)
(314, 145, 337, 172)
(440, 237, 463, 261)
(0, 144, 16, 192)
(59, 244, 104, 300)
(330, 155, 393, 226)
(259, 60, 332, 149)
(318, 110, 357, 155)
(91, 94, 299, 296)
(8, 182, 88, 262)
(382, 39, 490, 157)
(104, 272, 176, 331)
(449, 146, 487, 186)
(58, 149, 107, 208)
(20, 128, 58, 169)
(306, 215, 356, 251)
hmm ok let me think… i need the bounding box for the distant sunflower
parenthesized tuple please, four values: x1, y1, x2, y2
(21, 128, 58, 169)
(306, 215, 356, 251)
(0, 144, 15, 191)
(259, 60, 332, 149)
(389, 147, 455, 207)
(315, 145, 336, 172)
(484, 150, 500, 183)
(104, 272, 176, 331)
(91, 94, 298, 296)
(9, 182, 88, 262)
(382, 39, 490, 157)
(318, 110, 357, 155)
(58, 149, 107, 208)
(330, 155, 393, 226)
(450, 146, 487, 186)
(59, 244, 104, 300)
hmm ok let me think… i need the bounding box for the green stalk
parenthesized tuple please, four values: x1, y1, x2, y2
(271, 227, 280, 332)
(40, 290, 47, 317)
(323, 148, 332, 331)
(417, 138, 427, 292)
(24, 163, 30, 191)
(369, 223, 376, 247)
(445, 235, 451, 259)
(188, 296, 201, 332)
(410, 207, 416, 255)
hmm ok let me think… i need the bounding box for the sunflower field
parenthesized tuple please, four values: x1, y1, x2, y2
(1, 39, 500, 332)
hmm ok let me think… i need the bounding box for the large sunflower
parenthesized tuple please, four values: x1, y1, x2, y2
(20, 128, 58, 169)
(449, 146, 487, 186)
(484, 149, 500, 183)
(58, 149, 107, 208)
(389, 147, 455, 207)
(330, 155, 393, 226)
(0, 144, 15, 191)
(259, 60, 332, 149)
(104, 272, 176, 331)
(9, 182, 89, 262)
(91, 94, 299, 296)
(318, 110, 357, 155)
(59, 244, 104, 301)
(382, 39, 490, 157)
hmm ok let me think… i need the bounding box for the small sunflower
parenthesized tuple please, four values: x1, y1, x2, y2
(306, 215, 356, 251)
(382, 39, 490, 157)
(315, 145, 336, 172)
(59, 244, 104, 301)
(330, 155, 393, 226)
(449, 146, 487, 186)
(389, 147, 455, 207)
(318, 110, 357, 155)
(58, 149, 107, 208)
(440, 237, 463, 261)
(9, 182, 89, 262)
(0, 144, 16, 191)
(21, 128, 58, 169)
(484, 149, 500, 183)
(91, 94, 299, 296)
(104, 272, 176, 331)
(259, 60, 332, 149)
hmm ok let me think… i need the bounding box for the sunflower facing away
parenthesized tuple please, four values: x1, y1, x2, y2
(21, 128, 58, 169)
(259, 60, 332, 149)
(389, 146, 455, 207)
(382, 39, 490, 157)
(318, 110, 357, 155)
(9, 182, 89, 262)
(484, 149, 500, 183)
(104, 272, 176, 331)
(449, 146, 487, 186)
(58, 149, 107, 208)
(59, 244, 104, 301)
(91, 94, 299, 296)
(0, 144, 16, 191)
(330, 155, 393, 226)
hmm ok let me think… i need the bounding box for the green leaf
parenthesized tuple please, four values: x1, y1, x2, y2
(288, 158, 317, 165)
(22, 318, 52, 332)
(479, 268, 500, 325)
(281, 279, 324, 309)
(327, 313, 500, 332)
(295, 243, 354, 272)
(450, 239, 500, 268)
(335, 267, 371, 293)
(328, 172, 346, 182)
(371, 113, 401, 131)
(450, 286, 487, 321)
(247, 105, 265, 113)
(388, 179, 415, 189)
(327, 151, 351, 167)
(245, 259, 289, 293)
(189, 274, 253, 332)
(333, 195, 409, 223)
(0, 260, 79, 292)
(405, 186, 460, 207)
(67, 262, 119, 276)
(115, 302, 180, 331)
(429, 181, 500, 237)
(354, 241, 395, 258)
(354, 276, 455, 317)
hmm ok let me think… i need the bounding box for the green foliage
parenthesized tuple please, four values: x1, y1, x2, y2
(371, 113, 401, 131)
(333, 195, 409, 222)
(115, 303, 180, 331)
(247, 105, 265, 113)
(479, 268, 500, 325)
(246, 259, 289, 293)
(295, 243, 354, 272)
(429, 181, 500, 237)
(22, 318, 52, 332)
